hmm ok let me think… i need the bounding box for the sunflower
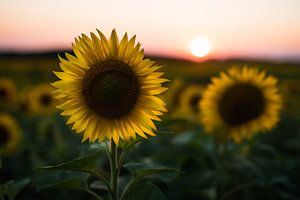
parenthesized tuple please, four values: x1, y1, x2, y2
(172, 84, 205, 121)
(161, 78, 184, 113)
(179, 84, 206, 114)
(0, 78, 17, 108)
(200, 67, 282, 143)
(0, 113, 21, 156)
(27, 84, 57, 115)
(52, 29, 168, 144)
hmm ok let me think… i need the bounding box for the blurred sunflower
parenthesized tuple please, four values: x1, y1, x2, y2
(200, 67, 282, 143)
(173, 84, 205, 121)
(0, 78, 17, 108)
(179, 84, 206, 114)
(161, 79, 184, 113)
(0, 113, 21, 156)
(52, 29, 168, 144)
(27, 84, 57, 115)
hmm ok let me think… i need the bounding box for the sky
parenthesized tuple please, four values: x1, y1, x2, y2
(1, 0, 300, 61)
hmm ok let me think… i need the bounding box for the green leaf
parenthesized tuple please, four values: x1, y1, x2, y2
(0, 178, 30, 200)
(37, 151, 101, 175)
(126, 182, 165, 200)
(35, 171, 88, 192)
(251, 143, 278, 159)
(124, 162, 180, 180)
(89, 180, 108, 190)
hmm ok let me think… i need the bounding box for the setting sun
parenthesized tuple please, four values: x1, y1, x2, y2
(190, 38, 211, 58)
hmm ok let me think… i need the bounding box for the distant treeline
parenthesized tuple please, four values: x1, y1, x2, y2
(0, 50, 299, 65)
(0, 50, 72, 58)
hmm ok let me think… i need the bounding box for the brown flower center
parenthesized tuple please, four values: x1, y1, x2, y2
(218, 83, 265, 126)
(82, 60, 140, 119)
(0, 88, 8, 100)
(0, 125, 10, 147)
(189, 95, 201, 113)
(40, 94, 52, 106)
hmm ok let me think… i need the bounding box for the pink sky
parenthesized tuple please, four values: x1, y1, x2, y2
(1, 0, 300, 61)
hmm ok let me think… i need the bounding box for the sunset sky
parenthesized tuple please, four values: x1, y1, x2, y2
(1, 0, 300, 61)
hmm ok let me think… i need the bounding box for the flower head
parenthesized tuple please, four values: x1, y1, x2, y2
(200, 67, 282, 143)
(173, 84, 205, 122)
(0, 113, 21, 156)
(0, 78, 17, 109)
(179, 84, 205, 114)
(27, 84, 57, 115)
(52, 29, 168, 144)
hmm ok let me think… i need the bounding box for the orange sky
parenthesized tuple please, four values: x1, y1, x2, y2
(1, 0, 300, 61)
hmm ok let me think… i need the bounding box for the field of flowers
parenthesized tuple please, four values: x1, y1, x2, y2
(1, 51, 300, 200)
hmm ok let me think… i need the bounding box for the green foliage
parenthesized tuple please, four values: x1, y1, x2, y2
(124, 162, 179, 182)
(1, 56, 300, 199)
(35, 172, 88, 192)
(126, 182, 165, 200)
(37, 151, 102, 175)
(0, 178, 30, 200)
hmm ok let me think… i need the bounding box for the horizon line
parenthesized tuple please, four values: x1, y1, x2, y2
(0, 49, 300, 64)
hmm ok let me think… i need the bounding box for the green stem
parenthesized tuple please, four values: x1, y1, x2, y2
(110, 141, 118, 200)
(118, 142, 139, 200)
(95, 171, 114, 198)
(116, 142, 135, 177)
(104, 140, 111, 160)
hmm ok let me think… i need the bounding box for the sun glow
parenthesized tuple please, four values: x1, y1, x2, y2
(190, 38, 210, 58)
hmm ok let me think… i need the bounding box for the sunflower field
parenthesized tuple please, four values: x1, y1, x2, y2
(1, 30, 300, 200)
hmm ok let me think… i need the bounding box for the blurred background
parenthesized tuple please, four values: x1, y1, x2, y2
(1, 0, 300, 199)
